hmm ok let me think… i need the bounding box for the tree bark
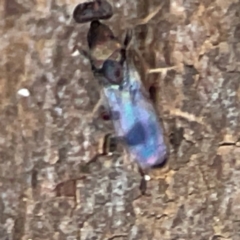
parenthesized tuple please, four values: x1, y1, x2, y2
(0, 0, 239, 239)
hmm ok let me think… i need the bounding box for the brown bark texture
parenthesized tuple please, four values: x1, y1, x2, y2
(0, 0, 240, 239)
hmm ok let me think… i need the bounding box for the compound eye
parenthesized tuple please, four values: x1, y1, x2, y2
(102, 60, 123, 85)
(73, 0, 113, 24)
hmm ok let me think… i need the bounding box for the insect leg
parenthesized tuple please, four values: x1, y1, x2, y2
(138, 167, 148, 195)
(80, 139, 115, 174)
(134, 3, 164, 26)
(98, 133, 120, 156)
(122, 29, 133, 50)
(78, 47, 99, 73)
(90, 90, 106, 119)
(121, 2, 164, 46)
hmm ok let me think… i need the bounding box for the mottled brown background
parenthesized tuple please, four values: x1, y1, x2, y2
(0, 0, 240, 239)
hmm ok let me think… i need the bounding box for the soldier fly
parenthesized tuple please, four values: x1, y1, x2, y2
(73, 0, 168, 193)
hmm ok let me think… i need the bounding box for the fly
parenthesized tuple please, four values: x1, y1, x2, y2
(73, 0, 169, 194)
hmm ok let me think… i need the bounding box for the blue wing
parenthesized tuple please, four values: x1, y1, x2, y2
(102, 52, 167, 168)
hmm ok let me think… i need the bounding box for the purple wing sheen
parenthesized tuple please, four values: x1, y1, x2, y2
(102, 61, 167, 169)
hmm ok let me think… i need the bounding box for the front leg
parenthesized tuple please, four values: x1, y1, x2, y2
(125, 3, 164, 29)
(134, 3, 164, 26)
(83, 89, 108, 123)
(122, 3, 163, 51)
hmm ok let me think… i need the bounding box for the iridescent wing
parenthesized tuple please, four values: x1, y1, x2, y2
(102, 50, 167, 169)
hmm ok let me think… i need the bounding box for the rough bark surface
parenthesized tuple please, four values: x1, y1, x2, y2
(0, 0, 240, 239)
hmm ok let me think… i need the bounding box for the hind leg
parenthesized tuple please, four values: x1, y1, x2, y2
(138, 167, 152, 196)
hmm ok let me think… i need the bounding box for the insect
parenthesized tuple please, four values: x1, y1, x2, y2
(73, 0, 168, 193)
